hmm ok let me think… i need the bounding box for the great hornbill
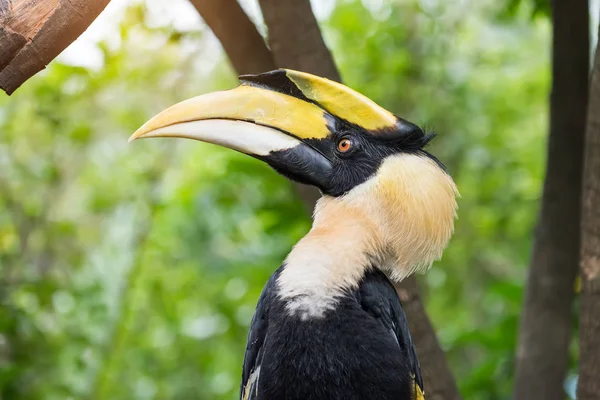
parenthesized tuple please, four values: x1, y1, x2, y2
(130, 69, 458, 400)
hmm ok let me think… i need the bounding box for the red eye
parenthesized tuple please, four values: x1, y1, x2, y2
(337, 138, 352, 153)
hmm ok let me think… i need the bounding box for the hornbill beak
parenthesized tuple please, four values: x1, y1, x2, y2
(130, 69, 404, 191)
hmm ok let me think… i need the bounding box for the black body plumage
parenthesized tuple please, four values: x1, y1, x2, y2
(241, 267, 423, 400)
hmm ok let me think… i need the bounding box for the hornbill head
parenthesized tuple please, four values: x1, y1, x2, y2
(131, 69, 458, 280)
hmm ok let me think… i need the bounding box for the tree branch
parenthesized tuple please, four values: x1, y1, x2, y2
(577, 20, 600, 400)
(396, 277, 461, 400)
(0, 0, 110, 95)
(257, 0, 341, 82)
(188, 0, 274, 75)
(514, 1, 589, 399)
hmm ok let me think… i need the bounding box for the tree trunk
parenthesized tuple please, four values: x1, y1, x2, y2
(577, 21, 600, 400)
(396, 277, 462, 400)
(188, 0, 274, 75)
(514, 1, 589, 399)
(257, 0, 341, 83)
(191, 1, 461, 397)
(0, 0, 111, 95)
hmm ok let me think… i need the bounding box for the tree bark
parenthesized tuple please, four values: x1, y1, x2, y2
(258, 0, 341, 83)
(396, 277, 462, 400)
(514, 1, 589, 399)
(188, 0, 274, 75)
(0, 0, 111, 95)
(577, 22, 600, 400)
(190, 1, 461, 397)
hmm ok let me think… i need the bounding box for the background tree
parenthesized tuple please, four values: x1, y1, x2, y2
(578, 21, 600, 400)
(514, 0, 589, 399)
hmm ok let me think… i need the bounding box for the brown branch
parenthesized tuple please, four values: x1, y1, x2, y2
(191, 0, 460, 397)
(396, 277, 461, 400)
(577, 21, 600, 400)
(258, 0, 340, 82)
(188, 0, 274, 75)
(514, 1, 589, 399)
(0, 0, 111, 95)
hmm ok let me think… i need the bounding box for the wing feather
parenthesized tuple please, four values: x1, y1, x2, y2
(358, 269, 425, 399)
(240, 269, 280, 399)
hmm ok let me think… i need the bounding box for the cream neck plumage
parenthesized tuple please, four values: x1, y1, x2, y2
(277, 153, 459, 319)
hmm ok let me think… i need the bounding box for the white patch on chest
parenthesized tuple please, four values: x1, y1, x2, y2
(276, 253, 356, 320)
(276, 202, 383, 319)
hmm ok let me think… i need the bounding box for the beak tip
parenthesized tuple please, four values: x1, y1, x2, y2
(129, 129, 147, 143)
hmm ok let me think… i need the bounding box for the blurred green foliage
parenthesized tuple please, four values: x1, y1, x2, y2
(0, 0, 572, 399)
(497, 0, 550, 19)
